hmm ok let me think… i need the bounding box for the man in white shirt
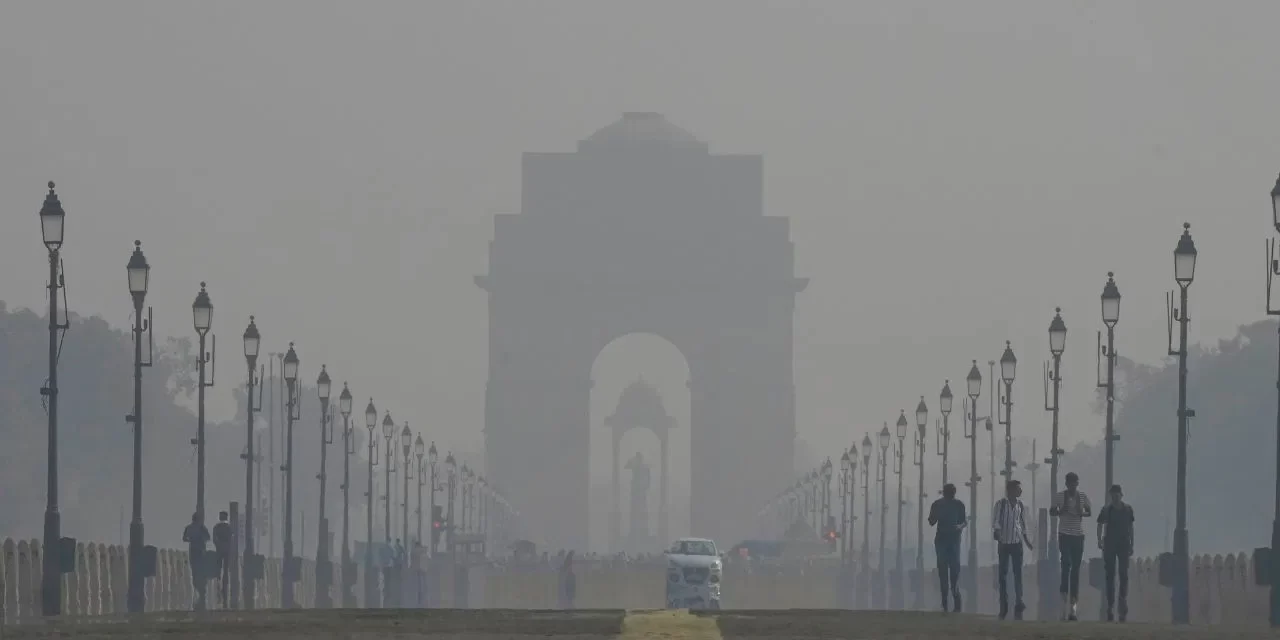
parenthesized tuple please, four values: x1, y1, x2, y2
(992, 480, 1033, 620)
(1050, 471, 1091, 620)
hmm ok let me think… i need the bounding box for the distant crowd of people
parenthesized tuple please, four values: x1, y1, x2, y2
(928, 472, 1134, 622)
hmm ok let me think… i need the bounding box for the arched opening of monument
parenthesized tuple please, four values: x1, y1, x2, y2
(589, 333, 691, 554)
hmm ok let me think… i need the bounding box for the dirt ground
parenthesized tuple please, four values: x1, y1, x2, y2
(4, 609, 1279, 640)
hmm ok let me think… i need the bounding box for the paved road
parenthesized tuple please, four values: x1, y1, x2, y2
(4, 609, 1278, 639)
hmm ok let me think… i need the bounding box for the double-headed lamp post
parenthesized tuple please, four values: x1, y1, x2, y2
(892, 412, 908, 610)
(337, 382, 354, 607)
(314, 365, 333, 608)
(192, 283, 215, 525)
(914, 397, 928, 609)
(281, 343, 300, 609)
(39, 182, 67, 616)
(363, 398, 380, 608)
(1169, 223, 1197, 624)
(937, 382, 952, 486)
(964, 360, 983, 612)
(998, 342, 1017, 484)
(126, 240, 152, 614)
(839, 451, 852, 568)
(241, 316, 261, 610)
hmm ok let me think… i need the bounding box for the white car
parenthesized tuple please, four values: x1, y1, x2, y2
(664, 538, 722, 610)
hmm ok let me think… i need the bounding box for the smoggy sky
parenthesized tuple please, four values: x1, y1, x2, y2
(3, 1, 1278, 487)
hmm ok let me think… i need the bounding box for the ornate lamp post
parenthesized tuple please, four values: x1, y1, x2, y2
(192, 283, 215, 526)
(445, 454, 458, 551)
(314, 365, 333, 608)
(363, 398, 380, 608)
(998, 342, 1017, 485)
(1098, 279, 1120, 499)
(839, 451, 852, 568)
(859, 435, 872, 609)
(126, 240, 153, 614)
(1040, 306, 1067, 618)
(892, 412, 908, 610)
(415, 436, 426, 551)
(1168, 223, 1197, 624)
(428, 443, 439, 553)
(937, 382, 952, 486)
(281, 343, 300, 608)
(39, 182, 67, 616)
(964, 360, 983, 612)
(401, 423, 413, 558)
(241, 317, 262, 610)
(337, 382, 355, 607)
(1268, 175, 1280, 627)
(382, 412, 395, 544)
(876, 424, 890, 608)
(913, 397, 928, 609)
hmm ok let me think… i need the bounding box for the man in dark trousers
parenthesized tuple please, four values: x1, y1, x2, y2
(211, 511, 233, 609)
(927, 483, 966, 612)
(182, 512, 211, 611)
(1097, 484, 1135, 622)
(992, 480, 1033, 620)
(1050, 471, 1091, 620)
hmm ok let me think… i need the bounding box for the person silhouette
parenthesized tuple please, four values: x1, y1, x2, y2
(182, 512, 211, 611)
(211, 511, 232, 608)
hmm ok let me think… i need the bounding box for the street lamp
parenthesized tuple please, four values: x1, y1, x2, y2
(892, 411, 907, 610)
(839, 451, 852, 568)
(314, 365, 333, 608)
(876, 423, 890, 609)
(428, 443, 439, 553)
(281, 342, 300, 608)
(39, 182, 68, 616)
(191, 283, 215, 536)
(1268, 174, 1280, 626)
(1041, 308, 1067, 619)
(963, 359, 982, 613)
(415, 435, 425, 554)
(240, 316, 263, 610)
(382, 412, 396, 546)
(860, 434, 872, 610)
(446, 453, 458, 551)
(363, 398, 380, 608)
(337, 382, 354, 607)
(461, 464, 472, 535)
(938, 381, 953, 486)
(913, 397, 927, 609)
(401, 422, 412, 563)
(126, 240, 153, 614)
(998, 342, 1017, 485)
(1168, 223, 1197, 624)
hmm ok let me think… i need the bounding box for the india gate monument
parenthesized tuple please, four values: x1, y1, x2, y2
(477, 112, 806, 551)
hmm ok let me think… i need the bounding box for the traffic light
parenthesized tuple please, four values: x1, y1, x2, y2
(431, 505, 444, 546)
(824, 515, 838, 551)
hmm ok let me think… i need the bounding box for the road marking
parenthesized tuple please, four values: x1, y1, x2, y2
(619, 610, 722, 640)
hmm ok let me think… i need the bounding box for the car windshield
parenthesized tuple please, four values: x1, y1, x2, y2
(672, 540, 717, 556)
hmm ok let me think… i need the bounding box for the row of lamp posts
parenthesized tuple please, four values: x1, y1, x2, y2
(32, 182, 519, 614)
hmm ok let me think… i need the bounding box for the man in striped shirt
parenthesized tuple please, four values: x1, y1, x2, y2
(1050, 471, 1092, 621)
(992, 480, 1033, 620)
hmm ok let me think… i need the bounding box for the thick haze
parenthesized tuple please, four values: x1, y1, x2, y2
(3, 1, 1280, 549)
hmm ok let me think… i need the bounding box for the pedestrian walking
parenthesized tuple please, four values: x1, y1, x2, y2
(211, 511, 232, 609)
(558, 550, 577, 609)
(992, 480, 1033, 620)
(1096, 484, 1134, 622)
(927, 483, 966, 612)
(1050, 471, 1091, 620)
(182, 512, 211, 611)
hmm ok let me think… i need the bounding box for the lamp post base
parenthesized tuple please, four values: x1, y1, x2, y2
(41, 509, 61, 616)
(1172, 527, 1190, 624)
(127, 521, 145, 613)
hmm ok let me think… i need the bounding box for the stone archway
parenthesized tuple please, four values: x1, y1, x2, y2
(477, 112, 807, 550)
